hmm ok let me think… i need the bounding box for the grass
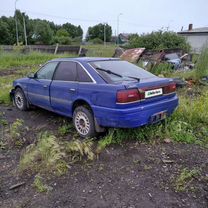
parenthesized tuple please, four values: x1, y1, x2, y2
(84, 44, 116, 57)
(175, 168, 200, 192)
(0, 51, 74, 70)
(19, 132, 95, 175)
(33, 175, 52, 193)
(19, 132, 68, 175)
(98, 86, 208, 148)
(0, 52, 75, 105)
(195, 46, 208, 79)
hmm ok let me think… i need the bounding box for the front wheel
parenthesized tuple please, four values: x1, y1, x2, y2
(73, 106, 96, 138)
(14, 88, 28, 111)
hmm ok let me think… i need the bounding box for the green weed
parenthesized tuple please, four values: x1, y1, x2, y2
(19, 132, 95, 175)
(64, 139, 95, 162)
(175, 168, 200, 192)
(33, 175, 51, 193)
(58, 123, 74, 136)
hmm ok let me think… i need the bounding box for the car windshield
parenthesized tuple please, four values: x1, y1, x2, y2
(90, 60, 156, 83)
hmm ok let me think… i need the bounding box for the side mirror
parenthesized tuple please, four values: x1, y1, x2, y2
(27, 73, 36, 79)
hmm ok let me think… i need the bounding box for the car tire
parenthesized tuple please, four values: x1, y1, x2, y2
(73, 106, 96, 138)
(14, 88, 28, 111)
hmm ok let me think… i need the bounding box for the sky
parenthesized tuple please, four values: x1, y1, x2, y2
(0, 0, 208, 37)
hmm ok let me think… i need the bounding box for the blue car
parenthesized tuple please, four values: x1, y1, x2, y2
(11, 57, 178, 137)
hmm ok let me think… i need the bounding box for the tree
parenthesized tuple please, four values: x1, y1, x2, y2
(0, 19, 12, 44)
(62, 23, 83, 39)
(32, 20, 54, 44)
(53, 28, 72, 45)
(86, 23, 112, 42)
(128, 31, 191, 52)
(0, 11, 83, 45)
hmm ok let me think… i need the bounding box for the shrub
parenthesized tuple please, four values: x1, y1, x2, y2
(128, 31, 191, 52)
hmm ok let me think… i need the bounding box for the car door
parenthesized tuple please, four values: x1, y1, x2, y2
(27, 61, 58, 110)
(50, 61, 78, 116)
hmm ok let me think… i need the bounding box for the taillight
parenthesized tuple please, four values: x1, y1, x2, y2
(117, 89, 140, 103)
(163, 83, 176, 94)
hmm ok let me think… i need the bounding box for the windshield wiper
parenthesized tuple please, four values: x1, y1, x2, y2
(95, 67, 123, 78)
(124, 76, 140, 82)
(95, 67, 140, 82)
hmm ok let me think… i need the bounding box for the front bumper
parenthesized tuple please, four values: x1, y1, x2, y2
(92, 95, 179, 128)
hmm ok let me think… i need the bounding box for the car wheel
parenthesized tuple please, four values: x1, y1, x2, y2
(14, 88, 28, 111)
(73, 106, 96, 138)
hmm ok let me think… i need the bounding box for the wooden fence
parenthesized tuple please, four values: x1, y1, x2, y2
(0, 45, 87, 56)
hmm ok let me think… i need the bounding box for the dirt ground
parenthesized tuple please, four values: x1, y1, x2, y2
(0, 105, 208, 208)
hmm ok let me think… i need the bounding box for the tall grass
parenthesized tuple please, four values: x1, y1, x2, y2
(99, 87, 208, 148)
(195, 46, 208, 79)
(0, 51, 74, 70)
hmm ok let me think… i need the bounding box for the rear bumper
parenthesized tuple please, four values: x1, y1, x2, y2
(92, 95, 179, 128)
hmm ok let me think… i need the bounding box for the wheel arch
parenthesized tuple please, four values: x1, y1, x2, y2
(72, 99, 93, 114)
(72, 99, 105, 133)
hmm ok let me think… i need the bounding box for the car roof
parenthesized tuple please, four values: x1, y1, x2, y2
(50, 57, 120, 63)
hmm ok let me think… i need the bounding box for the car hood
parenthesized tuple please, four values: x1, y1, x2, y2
(167, 59, 181, 64)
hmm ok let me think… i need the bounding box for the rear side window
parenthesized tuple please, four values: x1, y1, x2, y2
(77, 64, 92, 82)
(53, 62, 77, 81)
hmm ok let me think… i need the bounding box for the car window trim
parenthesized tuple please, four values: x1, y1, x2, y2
(52, 61, 78, 82)
(52, 60, 96, 84)
(35, 61, 59, 80)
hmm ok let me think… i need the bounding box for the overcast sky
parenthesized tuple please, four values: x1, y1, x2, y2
(0, 0, 208, 37)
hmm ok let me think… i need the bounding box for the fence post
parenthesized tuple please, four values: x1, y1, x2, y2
(54, 43, 59, 55)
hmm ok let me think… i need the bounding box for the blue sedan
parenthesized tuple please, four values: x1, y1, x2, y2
(11, 57, 178, 137)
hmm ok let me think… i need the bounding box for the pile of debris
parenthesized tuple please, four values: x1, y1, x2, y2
(113, 47, 195, 71)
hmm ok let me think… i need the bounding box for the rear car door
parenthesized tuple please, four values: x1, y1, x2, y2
(27, 62, 58, 110)
(50, 61, 78, 116)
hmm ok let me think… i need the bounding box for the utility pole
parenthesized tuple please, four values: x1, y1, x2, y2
(22, 13, 28, 46)
(117, 13, 122, 45)
(103, 23, 106, 46)
(15, 0, 19, 45)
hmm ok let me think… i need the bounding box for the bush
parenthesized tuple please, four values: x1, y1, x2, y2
(53, 36, 72, 45)
(90, 38, 103, 45)
(128, 31, 191, 52)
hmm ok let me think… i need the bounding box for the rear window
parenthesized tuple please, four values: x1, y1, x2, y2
(90, 60, 155, 83)
(53, 62, 77, 81)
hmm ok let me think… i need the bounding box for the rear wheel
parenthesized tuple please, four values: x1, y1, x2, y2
(14, 88, 28, 111)
(73, 106, 96, 138)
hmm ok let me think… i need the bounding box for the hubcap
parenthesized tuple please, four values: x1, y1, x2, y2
(15, 92, 24, 109)
(75, 111, 90, 136)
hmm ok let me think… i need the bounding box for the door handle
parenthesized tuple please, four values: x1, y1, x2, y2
(69, 88, 76, 92)
(43, 85, 48, 88)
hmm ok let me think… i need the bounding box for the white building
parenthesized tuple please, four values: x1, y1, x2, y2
(178, 24, 208, 53)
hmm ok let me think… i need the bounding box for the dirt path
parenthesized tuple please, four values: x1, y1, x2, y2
(0, 106, 208, 208)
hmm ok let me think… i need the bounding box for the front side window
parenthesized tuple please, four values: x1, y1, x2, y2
(90, 60, 156, 83)
(53, 62, 77, 81)
(36, 62, 58, 80)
